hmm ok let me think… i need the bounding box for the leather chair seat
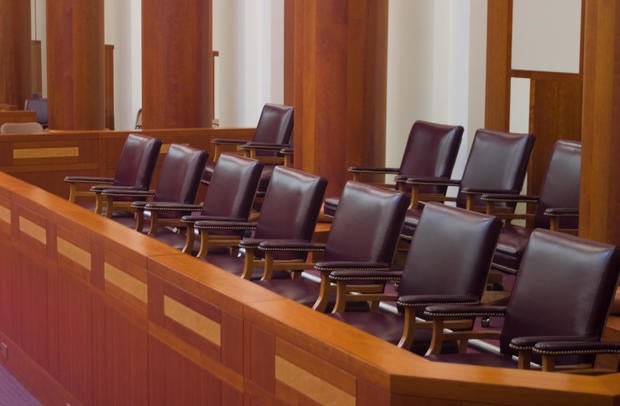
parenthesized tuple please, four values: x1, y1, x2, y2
(323, 197, 338, 217)
(401, 209, 421, 238)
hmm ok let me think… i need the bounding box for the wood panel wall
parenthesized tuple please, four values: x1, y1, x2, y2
(485, 1, 583, 200)
(0, 173, 617, 405)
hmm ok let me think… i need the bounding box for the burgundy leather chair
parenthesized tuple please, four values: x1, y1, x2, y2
(142, 153, 263, 251)
(323, 120, 463, 217)
(204, 103, 294, 197)
(193, 166, 327, 279)
(483, 140, 581, 276)
(400, 129, 535, 239)
(255, 181, 409, 312)
(100, 144, 208, 234)
(424, 229, 620, 372)
(328, 202, 501, 355)
(64, 133, 162, 213)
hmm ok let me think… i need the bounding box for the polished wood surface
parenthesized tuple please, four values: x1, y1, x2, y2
(46, 0, 105, 130)
(0, 173, 617, 405)
(485, 1, 583, 221)
(0, 128, 253, 201)
(290, 0, 388, 197)
(141, 0, 214, 129)
(0, 111, 37, 127)
(0, 0, 31, 108)
(580, 0, 620, 245)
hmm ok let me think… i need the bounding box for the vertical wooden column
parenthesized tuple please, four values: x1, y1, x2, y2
(484, 0, 512, 132)
(141, 0, 213, 129)
(46, 0, 105, 130)
(288, 0, 388, 197)
(0, 0, 31, 107)
(580, 0, 620, 244)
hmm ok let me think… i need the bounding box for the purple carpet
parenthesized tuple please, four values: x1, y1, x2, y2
(0, 364, 40, 406)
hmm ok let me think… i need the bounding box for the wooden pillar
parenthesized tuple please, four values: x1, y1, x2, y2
(0, 0, 31, 108)
(580, 0, 620, 244)
(288, 0, 388, 197)
(141, 0, 213, 129)
(46, 0, 105, 130)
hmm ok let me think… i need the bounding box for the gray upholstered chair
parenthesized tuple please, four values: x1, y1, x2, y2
(64, 133, 162, 213)
(193, 166, 327, 280)
(424, 229, 620, 372)
(328, 202, 501, 355)
(0, 122, 44, 134)
(323, 120, 463, 217)
(255, 181, 409, 312)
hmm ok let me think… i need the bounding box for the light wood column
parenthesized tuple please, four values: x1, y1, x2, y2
(141, 0, 213, 129)
(287, 0, 388, 197)
(580, 0, 620, 244)
(0, 0, 31, 107)
(46, 0, 105, 130)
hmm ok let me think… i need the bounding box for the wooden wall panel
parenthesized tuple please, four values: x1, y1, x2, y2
(46, 0, 105, 130)
(580, 0, 620, 244)
(0, 173, 617, 405)
(141, 0, 213, 129)
(291, 0, 388, 197)
(0, 1, 31, 108)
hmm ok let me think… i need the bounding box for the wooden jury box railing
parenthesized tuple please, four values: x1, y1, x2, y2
(0, 172, 617, 405)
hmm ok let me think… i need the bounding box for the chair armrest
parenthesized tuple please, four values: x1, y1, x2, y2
(258, 240, 326, 253)
(544, 207, 579, 217)
(100, 188, 155, 198)
(194, 220, 257, 232)
(397, 294, 480, 309)
(181, 214, 244, 225)
(239, 142, 289, 152)
(531, 339, 620, 356)
(211, 138, 248, 146)
(64, 176, 115, 184)
(329, 268, 400, 282)
(480, 193, 539, 203)
(142, 202, 203, 212)
(510, 335, 598, 352)
(348, 166, 400, 175)
(406, 176, 460, 187)
(90, 184, 145, 193)
(424, 304, 507, 319)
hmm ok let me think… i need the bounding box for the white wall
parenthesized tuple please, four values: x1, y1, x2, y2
(213, 0, 284, 127)
(31, 0, 47, 98)
(386, 0, 488, 182)
(104, 0, 142, 130)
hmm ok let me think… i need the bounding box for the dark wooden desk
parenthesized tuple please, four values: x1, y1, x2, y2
(0, 173, 617, 405)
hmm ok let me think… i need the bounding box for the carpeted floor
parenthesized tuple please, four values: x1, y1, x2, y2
(0, 365, 40, 406)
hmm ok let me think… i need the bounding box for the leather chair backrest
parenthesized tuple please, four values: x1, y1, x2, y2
(535, 140, 581, 229)
(202, 153, 263, 219)
(254, 166, 327, 244)
(112, 134, 162, 190)
(24, 98, 48, 128)
(325, 182, 409, 263)
(153, 144, 208, 204)
(398, 202, 501, 310)
(500, 230, 620, 355)
(252, 103, 294, 155)
(457, 129, 535, 209)
(399, 120, 463, 194)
